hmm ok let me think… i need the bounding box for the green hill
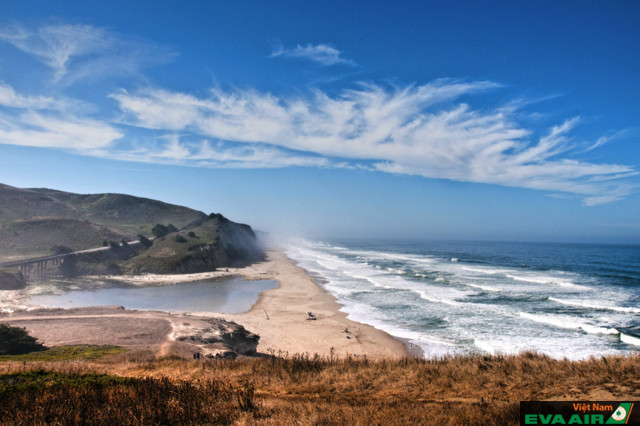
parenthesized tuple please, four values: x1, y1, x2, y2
(0, 184, 206, 260)
(0, 184, 263, 273)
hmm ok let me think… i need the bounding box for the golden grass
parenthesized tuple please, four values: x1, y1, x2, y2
(2, 352, 639, 425)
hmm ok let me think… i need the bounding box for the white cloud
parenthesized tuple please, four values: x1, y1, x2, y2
(0, 110, 122, 149)
(0, 83, 58, 109)
(0, 22, 175, 84)
(111, 80, 636, 204)
(582, 194, 624, 206)
(0, 21, 634, 205)
(93, 135, 342, 170)
(585, 129, 633, 152)
(270, 43, 355, 66)
(0, 83, 122, 150)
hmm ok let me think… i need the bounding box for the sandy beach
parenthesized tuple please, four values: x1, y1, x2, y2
(227, 250, 410, 359)
(1, 250, 410, 359)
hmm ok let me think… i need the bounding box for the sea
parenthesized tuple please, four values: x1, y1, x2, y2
(284, 239, 640, 360)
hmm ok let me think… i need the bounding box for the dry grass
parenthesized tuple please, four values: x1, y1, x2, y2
(1, 352, 639, 425)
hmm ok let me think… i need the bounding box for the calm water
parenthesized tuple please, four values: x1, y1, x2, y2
(28, 278, 277, 314)
(285, 239, 640, 359)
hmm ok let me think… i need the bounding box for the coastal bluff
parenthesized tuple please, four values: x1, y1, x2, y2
(0, 183, 264, 277)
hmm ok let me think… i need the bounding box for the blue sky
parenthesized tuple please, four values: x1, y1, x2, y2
(0, 0, 638, 243)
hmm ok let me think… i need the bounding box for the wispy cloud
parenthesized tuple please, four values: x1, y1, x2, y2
(93, 135, 344, 170)
(0, 83, 121, 149)
(585, 129, 632, 152)
(0, 22, 176, 84)
(0, 83, 60, 109)
(110, 80, 636, 205)
(0, 21, 634, 206)
(0, 110, 122, 149)
(270, 43, 355, 66)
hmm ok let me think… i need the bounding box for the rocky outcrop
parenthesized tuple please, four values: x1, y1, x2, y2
(131, 219, 263, 274)
(0, 269, 26, 290)
(174, 319, 260, 358)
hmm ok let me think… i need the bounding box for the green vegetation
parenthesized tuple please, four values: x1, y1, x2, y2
(0, 345, 126, 362)
(0, 218, 126, 259)
(123, 217, 224, 274)
(0, 324, 46, 355)
(137, 234, 152, 248)
(0, 183, 263, 275)
(0, 371, 256, 425)
(151, 223, 171, 238)
(0, 183, 206, 260)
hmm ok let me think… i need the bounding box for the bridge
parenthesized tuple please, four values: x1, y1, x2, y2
(0, 240, 143, 282)
(0, 253, 70, 281)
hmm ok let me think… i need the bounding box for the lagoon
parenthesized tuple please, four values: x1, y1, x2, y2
(28, 278, 278, 314)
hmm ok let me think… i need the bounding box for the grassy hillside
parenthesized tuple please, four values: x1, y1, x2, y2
(122, 216, 224, 274)
(0, 184, 208, 261)
(0, 218, 126, 259)
(0, 184, 78, 223)
(32, 189, 207, 232)
(1, 353, 638, 424)
(0, 183, 263, 273)
(122, 215, 263, 274)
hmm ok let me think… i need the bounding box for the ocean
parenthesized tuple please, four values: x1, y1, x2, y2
(284, 239, 640, 360)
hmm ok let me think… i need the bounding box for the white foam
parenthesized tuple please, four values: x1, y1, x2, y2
(549, 297, 640, 314)
(285, 240, 637, 361)
(339, 300, 458, 358)
(461, 266, 512, 275)
(474, 339, 519, 356)
(415, 290, 462, 307)
(464, 282, 501, 292)
(506, 274, 588, 289)
(519, 312, 619, 335)
(620, 333, 640, 347)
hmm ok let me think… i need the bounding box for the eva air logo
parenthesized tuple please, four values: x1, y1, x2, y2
(521, 401, 637, 425)
(606, 403, 633, 424)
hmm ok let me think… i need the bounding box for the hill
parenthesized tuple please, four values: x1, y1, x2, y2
(0, 183, 263, 274)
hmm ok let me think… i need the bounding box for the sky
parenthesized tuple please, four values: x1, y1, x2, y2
(0, 0, 638, 244)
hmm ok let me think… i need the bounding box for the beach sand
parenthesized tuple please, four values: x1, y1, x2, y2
(227, 250, 409, 359)
(1, 251, 409, 359)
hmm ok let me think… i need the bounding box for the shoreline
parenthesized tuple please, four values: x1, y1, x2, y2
(1, 250, 411, 359)
(95, 249, 412, 358)
(227, 250, 411, 359)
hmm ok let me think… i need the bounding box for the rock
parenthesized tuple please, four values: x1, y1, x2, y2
(0, 269, 26, 290)
(175, 319, 260, 356)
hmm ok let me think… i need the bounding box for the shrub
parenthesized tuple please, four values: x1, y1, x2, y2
(58, 255, 78, 278)
(0, 324, 47, 355)
(137, 234, 152, 248)
(151, 224, 169, 238)
(51, 245, 73, 255)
